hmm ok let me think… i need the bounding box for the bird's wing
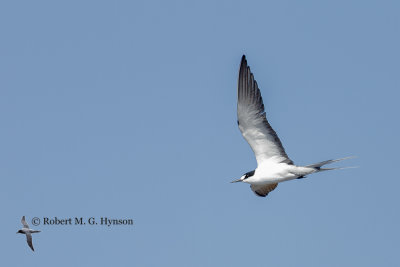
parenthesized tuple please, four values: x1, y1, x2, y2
(250, 183, 278, 197)
(26, 233, 34, 251)
(21, 216, 29, 229)
(237, 55, 293, 165)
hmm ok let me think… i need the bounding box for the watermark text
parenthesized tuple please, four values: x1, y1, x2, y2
(31, 217, 134, 227)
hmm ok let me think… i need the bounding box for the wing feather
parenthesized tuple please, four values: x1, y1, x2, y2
(26, 233, 34, 251)
(21, 216, 29, 229)
(237, 55, 292, 165)
(250, 183, 278, 197)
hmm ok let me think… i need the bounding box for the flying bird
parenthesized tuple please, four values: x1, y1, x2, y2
(232, 55, 353, 197)
(17, 216, 41, 251)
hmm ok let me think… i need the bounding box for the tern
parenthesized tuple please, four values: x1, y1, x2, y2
(17, 216, 40, 251)
(232, 55, 353, 197)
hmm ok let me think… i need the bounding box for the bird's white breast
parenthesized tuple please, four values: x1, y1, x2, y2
(244, 162, 298, 185)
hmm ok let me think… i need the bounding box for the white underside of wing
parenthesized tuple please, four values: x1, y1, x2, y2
(237, 56, 293, 166)
(238, 104, 290, 165)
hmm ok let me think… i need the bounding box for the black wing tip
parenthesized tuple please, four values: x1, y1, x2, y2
(254, 191, 267, 197)
(28, 241, 35, 251)
(240, 55, 247, 66)
(239, 55, 249, 76)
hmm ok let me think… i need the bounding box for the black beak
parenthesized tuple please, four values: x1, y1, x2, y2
(230, 178, 243, 183)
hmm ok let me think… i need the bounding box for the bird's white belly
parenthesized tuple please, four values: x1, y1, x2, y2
(247, 175, 296, 185)
(244, 163, 299, 185)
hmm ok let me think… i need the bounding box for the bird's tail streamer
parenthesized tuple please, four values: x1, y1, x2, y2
(305, 156, 357, 172)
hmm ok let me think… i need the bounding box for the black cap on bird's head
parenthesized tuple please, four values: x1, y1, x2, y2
(231, 170, 255, 183)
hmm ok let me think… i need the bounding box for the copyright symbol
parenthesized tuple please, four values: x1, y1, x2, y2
(32, 217, 40, 226)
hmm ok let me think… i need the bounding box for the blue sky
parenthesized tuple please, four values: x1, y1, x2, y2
(1, 0, 399, 266)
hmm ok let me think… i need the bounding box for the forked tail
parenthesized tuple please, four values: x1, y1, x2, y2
(306, 156, 356, 172)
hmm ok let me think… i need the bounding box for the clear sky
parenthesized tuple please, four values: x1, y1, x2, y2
(1, 0, 399, 266)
